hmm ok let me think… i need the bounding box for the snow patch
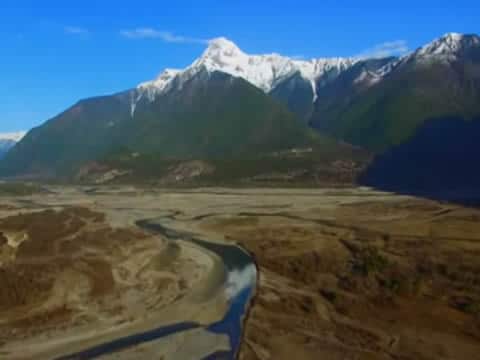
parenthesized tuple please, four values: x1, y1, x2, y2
(354, 58, 401, 86)
(0, 131, 27, 142)
(310, 79, 318, 102)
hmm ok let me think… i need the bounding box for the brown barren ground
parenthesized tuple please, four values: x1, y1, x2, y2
(2, 187, 480, 359)
(0, 201, 226, 359)
(198, 198, 480, 360)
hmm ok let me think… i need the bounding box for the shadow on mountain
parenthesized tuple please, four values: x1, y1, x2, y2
(361, 116, 480, 206)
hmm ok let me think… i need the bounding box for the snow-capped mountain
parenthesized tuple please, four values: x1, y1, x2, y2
(311, 31, 480, 152)
(134, 37, 358, 113)
(374, 33, 480, 77)
(0, 131, 26, 158)
(414, 33, 480, 62)
(1, 31, 480, 186)
(133, 33, 480, 121)
(349, 33, 480, 86)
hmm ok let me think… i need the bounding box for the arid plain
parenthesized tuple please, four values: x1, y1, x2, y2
(0, 186, 479, 359)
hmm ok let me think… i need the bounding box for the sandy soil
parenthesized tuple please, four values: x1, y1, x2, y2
(0, 194, 228, 359)
(100, 328, 230, 360)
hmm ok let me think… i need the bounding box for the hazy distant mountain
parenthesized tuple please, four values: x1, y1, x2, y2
(0, 140, 15, 158)
(0, 132, 26, 159)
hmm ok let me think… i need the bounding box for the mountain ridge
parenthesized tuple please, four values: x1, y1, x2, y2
(2, 32, 480, 190)
(310, 32, 480, 151)
(1, 69, 363, 183)
(133, 37, 360, 115)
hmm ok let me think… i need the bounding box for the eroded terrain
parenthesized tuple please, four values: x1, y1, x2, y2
(0, 195, 228, 359)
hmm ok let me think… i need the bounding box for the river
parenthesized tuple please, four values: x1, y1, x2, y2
(56, 215, 257, 360)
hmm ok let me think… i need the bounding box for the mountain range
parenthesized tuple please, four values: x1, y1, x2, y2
(311, 33, 480, 151)
(2, 32, 480, 194)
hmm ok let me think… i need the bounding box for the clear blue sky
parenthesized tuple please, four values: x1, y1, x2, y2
(1, 0, 478, 132)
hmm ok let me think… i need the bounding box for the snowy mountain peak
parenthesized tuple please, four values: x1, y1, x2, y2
(134, 37, 358, 112)
(442, 32, 465, 41)
(415, 32, 480, 61)
(193, 38, 358, 93)
(204, 37, 243, 57)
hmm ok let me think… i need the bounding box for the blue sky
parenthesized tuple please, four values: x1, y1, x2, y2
(1, 0, 478, 132)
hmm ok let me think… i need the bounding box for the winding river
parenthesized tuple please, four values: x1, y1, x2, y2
(56, 215, 257, 360)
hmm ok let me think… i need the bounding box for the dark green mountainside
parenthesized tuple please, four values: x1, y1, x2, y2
(0, 140, 17, 160)
(3, 33, 480, 192)
(269, 72, 316, 122)
(1, 70, 362, 183)
(124, 71, 323, 158)
(1, 94, 132, 176)
(310, 34, 480, 152)
(361, 116, 480, 205)
(308, 57, 395, 135)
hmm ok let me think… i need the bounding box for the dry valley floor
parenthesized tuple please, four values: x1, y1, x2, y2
(0, 187, 479, 359)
